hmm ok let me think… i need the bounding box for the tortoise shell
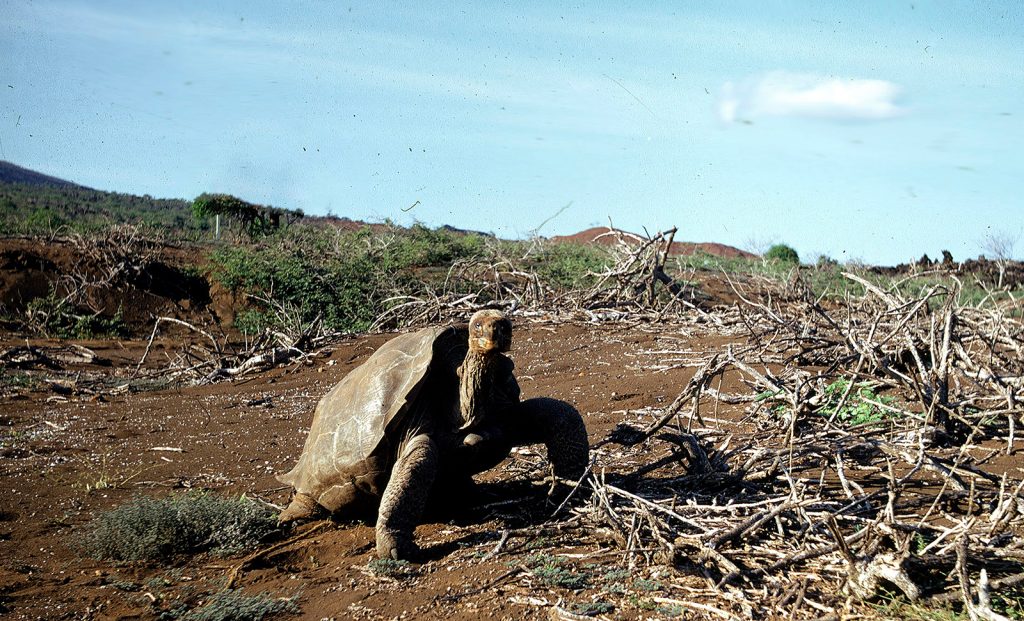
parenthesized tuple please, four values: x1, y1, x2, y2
(277, 326, 451, 506)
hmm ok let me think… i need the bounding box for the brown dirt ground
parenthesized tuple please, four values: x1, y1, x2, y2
(0, 318, 759, 620)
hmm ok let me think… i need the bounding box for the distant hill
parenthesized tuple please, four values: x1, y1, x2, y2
(0, 163, 756, 259)
(0, 162, 197, 235)
(552, 226, 757, 259)
(0, 161, 85, 188)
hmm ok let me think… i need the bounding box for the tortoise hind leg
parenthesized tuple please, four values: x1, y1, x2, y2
(376, 433, 439, 560)
(509, 397, 589, 486)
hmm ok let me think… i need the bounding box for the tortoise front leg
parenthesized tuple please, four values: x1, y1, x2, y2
(509, 397, 589, 484)
(376, 433, 438, 560)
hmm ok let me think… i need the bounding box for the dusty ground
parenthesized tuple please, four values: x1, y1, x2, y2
(2, 235, 1022, 620)
(1, 317, 757, 620)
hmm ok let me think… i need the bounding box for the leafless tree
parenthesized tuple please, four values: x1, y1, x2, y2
(742, 235, 775, 259)
(980, 229, 1019, 288)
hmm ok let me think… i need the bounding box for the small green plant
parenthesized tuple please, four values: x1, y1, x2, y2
(632, 577, 663, 592)
(82, 492, 280, 561)
(524, 553, 590, 589)
(912, 532, 929, 554)
(107, 579, 141, 592)
(656, 603, 685, 618)
(367, 558, 418, 578)
(79, 452, 144, 492)
(765, 243, 800, 264)
(629, 596, 658, 611)
(600, 568, 630, 583)
(568, 601, 614, 616)
(0, 369, 37, 390)
(818, 379, 895, 426)
(525, 536, 553, 550)
(991, 587, 1024, 620)
(754, 390, 790, 418)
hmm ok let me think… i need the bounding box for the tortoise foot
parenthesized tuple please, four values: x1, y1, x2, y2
(376, 528, 420, 561)
(278, 492, 323, 524)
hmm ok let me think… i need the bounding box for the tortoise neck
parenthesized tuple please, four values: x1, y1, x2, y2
(457, 350, 494, 431)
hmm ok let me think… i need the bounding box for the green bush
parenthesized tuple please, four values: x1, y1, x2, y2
(209, 244, 383, 335)
(25, 289, 127, 339)
(531, 242, 612, 290)
(206, 224, 495, 335)
(764, 243, 800, 264)
(163, 589, 299, 621)
(82, 492, 280, 561)
(380, 223, 487, 271)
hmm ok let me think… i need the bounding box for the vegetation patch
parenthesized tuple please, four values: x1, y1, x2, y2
(25, 287, 127, 339)
(529, 242, 613, 290)
(523, 553, 591, 590)
(765, 243, 800, 264)
(206, 224, 493, 335)
(817, 378, 895, 426)
(0, 182, 200, 237)
(82, 492, 280, 561)
(192, 193, 303, 240)
(367, 558, 418, 578)
(567, 601, 614, 616)
(159, 589, 299, 621)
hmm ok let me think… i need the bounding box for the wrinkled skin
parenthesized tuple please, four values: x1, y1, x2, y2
(278, 313, 588, 560)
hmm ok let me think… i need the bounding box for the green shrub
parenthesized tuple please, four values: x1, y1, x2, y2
(82, 492, 280, 561)
(764, 243, 800, 264)
(208, 244, 381, 334)
(206, 224, 496, 335)
(632, 577, 663, 592)
(380, 223, 487, 271)
(25, 289, 127, 339)
(162, 589, 299, 621)
(531, 242, 612, 290)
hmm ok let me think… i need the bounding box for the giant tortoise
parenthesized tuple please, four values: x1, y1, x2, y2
(277, 310, 589, 559)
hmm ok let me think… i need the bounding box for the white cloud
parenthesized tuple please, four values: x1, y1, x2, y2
(719, 72, 904, 123)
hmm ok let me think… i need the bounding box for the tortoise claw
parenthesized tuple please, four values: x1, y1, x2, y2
(376, 528, 420, 561)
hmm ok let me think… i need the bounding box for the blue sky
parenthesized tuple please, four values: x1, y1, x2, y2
(1, 1, 1021, 264)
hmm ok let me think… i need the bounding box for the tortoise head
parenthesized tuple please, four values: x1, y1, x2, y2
(467, 309, 512, 354)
